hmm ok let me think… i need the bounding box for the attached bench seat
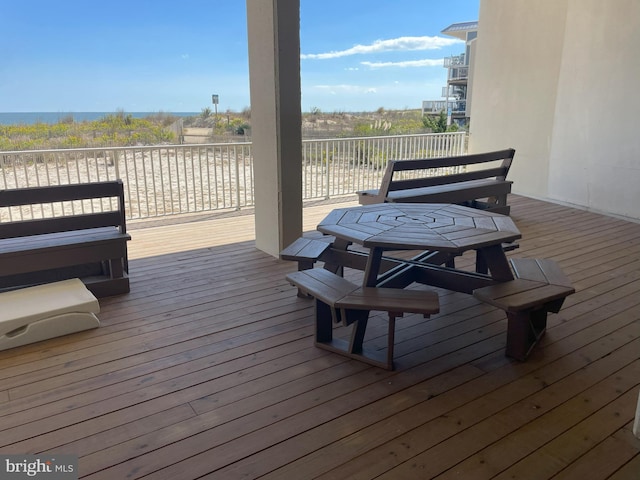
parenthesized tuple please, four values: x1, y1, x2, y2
(0, 278, 100, 351)
(286, 268, 439, 370)
(279, 237, 334, 271)
(473, 258, 575, 360)
(280, 236, 337, 297)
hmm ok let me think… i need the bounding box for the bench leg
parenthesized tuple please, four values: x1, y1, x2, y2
(352, 310, 399, 370)
(314, 307, 399, 370)
(348, 312, 370, 354)
(314, 299, 334, 344)
(313, 301, 368, 350)
(546, 298, 566, 314)
(386, 316, 397, 370)
(505, 308, 548, 361)
(297, 259, 315, 271)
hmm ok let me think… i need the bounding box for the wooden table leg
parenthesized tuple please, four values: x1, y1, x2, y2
(323, 237, 351, 275)
(477, 244, 514, 281)
(363, 247, 384, 287)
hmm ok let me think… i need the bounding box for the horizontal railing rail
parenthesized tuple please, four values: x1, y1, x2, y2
(1, 132, 467, 221)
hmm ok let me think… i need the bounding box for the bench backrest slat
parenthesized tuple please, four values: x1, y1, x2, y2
(0, 181, 124, 206)
(0, 212, 123, 239)
(388, 166, 509, 191)
(389, 148, 515, 171)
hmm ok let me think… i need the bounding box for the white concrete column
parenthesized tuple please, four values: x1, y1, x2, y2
(246, 0, 303, 257)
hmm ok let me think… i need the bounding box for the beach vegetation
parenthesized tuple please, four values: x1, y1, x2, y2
(1, 108, 461, 151)
(422, 110, 460, 133)
(144, 111, 178, 126)
(0, 113, 177, 151)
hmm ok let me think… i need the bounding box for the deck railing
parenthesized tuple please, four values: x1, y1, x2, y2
(0, 132, 467, 221)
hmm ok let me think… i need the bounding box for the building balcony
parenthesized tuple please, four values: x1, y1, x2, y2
(0, 193, 638, 478)
(448, 66, 469, 83)
(444, 54, 469, 83)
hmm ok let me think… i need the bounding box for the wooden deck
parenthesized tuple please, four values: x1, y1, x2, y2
(1, 195, 639, 479)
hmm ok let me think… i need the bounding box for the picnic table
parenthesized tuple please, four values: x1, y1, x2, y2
(283, 203, 573, 366)
(317, 203, 521, 290)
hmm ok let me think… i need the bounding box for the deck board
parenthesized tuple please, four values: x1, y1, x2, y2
(0, 195, 639, 479)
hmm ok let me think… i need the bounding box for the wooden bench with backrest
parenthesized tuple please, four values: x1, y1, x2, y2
(0, 180, 131, 298)
(357, 148, 515, 215)
(286, 268, 439, 370)
(473, 258, 575, 360)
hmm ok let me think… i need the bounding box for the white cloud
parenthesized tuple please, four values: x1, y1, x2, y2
(301, 35, 462, 60)
(314, 84, 361, 91)
(181, 54, 190, 60)
(361, 59, 443, 68)
(312, 84, 379, 95)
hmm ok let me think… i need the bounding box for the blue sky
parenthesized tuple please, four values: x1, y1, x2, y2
(0, 0, 479, 113)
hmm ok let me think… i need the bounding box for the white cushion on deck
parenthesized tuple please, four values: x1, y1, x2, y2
(0, 278, 100, 350)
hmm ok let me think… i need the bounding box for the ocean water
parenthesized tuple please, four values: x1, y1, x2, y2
(0, 112, 199, 125)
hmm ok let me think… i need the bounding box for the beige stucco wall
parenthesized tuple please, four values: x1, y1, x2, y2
(470, 0, 640, 221)
(547, 0, 640, 220)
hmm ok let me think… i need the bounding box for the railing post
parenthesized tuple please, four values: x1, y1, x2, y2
(325, 141, 330, 199)
(114, 149, 121, 181)
(234, 148, 241, 210)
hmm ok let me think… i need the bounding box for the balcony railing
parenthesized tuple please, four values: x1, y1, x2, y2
(443, 54, 466, 67)
(448, 67, 469, 81)
(0, 132, 467, 221)
(421, 101, 467, 115)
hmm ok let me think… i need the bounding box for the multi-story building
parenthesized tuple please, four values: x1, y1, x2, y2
(422, 20, 478, 127)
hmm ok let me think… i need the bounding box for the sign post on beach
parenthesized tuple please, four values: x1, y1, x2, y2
(211, 94, 219, 121)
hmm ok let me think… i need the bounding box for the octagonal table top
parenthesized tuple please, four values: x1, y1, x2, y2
(317, 203, 521, 253)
